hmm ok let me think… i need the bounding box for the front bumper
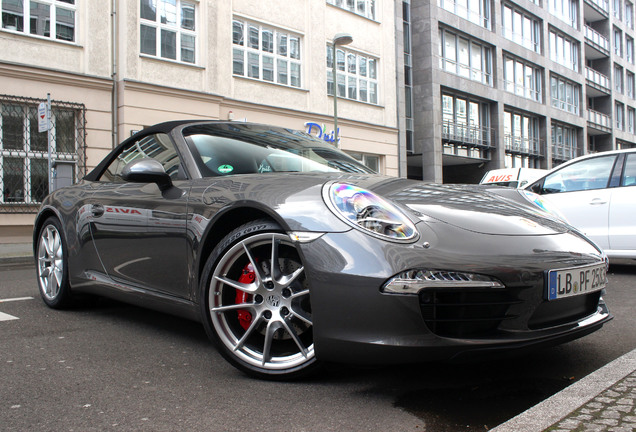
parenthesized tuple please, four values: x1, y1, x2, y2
(298, 226, 612, 365)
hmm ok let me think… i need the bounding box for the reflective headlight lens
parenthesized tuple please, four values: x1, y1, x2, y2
(383, 270, 504, 294)
(326, 182, 418, 241)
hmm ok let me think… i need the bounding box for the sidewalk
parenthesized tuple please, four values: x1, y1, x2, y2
(1, 241, 635, 431)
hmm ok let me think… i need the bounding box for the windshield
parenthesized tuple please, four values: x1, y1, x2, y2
(183, 123, 374, 177)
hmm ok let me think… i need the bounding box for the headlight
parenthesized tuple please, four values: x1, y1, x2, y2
(324, 182, 418, 242)
(382, 270, 504, 294)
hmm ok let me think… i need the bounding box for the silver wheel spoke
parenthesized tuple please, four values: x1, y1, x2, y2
(261, 320, 280, 366)
(242, 241, 265, 283)
(281, 318, 308, 358)
(270, 235, 281, 281)
(213, 275, 257, 294)
(279, 266, 304, 288)
(212, 302, 255, 313)
(233, 314, 263, 352)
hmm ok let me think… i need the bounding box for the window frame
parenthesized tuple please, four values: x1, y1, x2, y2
(233, 18, 303, 89)
(326, 44, 379, 104)
(502, 3, 541, 53)
(550, 74, 580, 114)
(439, 28, 493, 86)
(139, 0, 198, 64)
(1, 0, 77, 43)
(504, 54, 542, 102)
(326, 0, 377, 21)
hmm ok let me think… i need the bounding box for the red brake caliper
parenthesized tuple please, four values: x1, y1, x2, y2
(236, 262, 255, 330)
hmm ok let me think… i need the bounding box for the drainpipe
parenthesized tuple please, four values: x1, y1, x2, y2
(111, 0, 118, 148)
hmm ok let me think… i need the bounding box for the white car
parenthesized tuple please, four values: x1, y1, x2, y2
(524, 149, 636, 261)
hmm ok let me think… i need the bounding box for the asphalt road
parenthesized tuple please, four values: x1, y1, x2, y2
(1, 264, 635, 431)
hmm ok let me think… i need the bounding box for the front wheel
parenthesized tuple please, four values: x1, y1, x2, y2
(36, 217, 73, 308)
(200, 220, 319, 379)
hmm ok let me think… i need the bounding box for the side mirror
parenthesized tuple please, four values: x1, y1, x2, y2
(121, 158, 172, 191)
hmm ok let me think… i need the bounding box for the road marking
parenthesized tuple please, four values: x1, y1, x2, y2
(0, 297, 34, 321)
(0, 297, 34, 303)
(0, 311, 19, 321)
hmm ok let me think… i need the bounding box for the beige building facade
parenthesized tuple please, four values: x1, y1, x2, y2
(0, 0, 398, 237)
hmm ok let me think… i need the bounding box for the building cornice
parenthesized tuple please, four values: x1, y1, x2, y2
(0, 61, 112, 91)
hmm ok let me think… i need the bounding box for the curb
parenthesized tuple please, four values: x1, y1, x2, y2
(491, 348, 636, 432)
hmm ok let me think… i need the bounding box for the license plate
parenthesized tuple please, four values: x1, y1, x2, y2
(547, 263, 607, 300)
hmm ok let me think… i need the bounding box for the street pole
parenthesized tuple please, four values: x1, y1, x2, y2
(46, 93, 52, 194)
(332, 33, 353, 148)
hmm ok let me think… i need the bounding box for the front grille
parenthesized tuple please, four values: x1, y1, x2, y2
(419, 288, 522, 338)
(528, 292, 601, 329)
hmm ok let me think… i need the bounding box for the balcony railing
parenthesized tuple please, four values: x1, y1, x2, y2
(586, 67, 611, 92)
(588, 109, 612, 131)
(584, 0, 610, 15)
(442, 120, 493, 148)
(504, 135, 545, 156)
(584, 25, 610, 53)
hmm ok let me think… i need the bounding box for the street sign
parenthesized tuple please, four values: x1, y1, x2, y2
(38, 102, 48, 133)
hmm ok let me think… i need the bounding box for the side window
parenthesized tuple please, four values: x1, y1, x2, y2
(622, 153, 636, 186)
(99, 133, 182, 182)
(542, 155, 616, 193)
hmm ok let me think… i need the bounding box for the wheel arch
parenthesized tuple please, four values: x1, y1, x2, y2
(196, 206, 288, 290)
(32, 206, 64, 258)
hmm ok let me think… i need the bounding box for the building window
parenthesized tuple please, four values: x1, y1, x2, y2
(233, 19, 302, 88)
(1, 98, 84, 207)
(551, 122, 579, 163)
(1, 0, 76, 42)
(502, 4, 541, 52)
(548, 0, 577, 28)
(403, 1, 414, 153)
(345, 151, 380, 172)
(327, 45, 378, 104)
(614, 0, 622, 19)
(441, 93, 492, 159)
(438, 0, 491, 28)
(140, 0, 197, 64)
(504, 111, 542, 167)
(549, 29, 579, 71)
(614, 27, 622, 56)
(550, 75, 580, 114)
(627, 1, 634, 29)
(627, 36, 634, 63)
(628, 107, 635, 133)
(326, 0, 376, 20)
(439, 28, 492, 85)
(615, 64, 624, 93)
(504, 55, 542, 101)
(616, 102, 625, 130)
(627, 71, 635, 98)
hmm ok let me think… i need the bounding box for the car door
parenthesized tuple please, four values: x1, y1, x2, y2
(608, 152, 636, 253)
(537, 154, 618, 250)
(87, 132, 191, 299)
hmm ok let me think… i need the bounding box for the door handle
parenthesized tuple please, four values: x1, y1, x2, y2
(589, 198, 607, 206)
(91, 204, 105, 217)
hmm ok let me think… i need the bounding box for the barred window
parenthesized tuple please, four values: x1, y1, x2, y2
(140, 0, 197, 64)
(1, 0, 76, 42)
(439, 28, 492, 86)
(233, 19, 302, 88)
(326, 0, 376, 20)
(1, 99, 83, 208)
(504, 55, 542, 102)
(550, 74, 580, 114)
(504, 110, 542, 168)
(327, 45, 378, 104)
(551, 122, 579, 163)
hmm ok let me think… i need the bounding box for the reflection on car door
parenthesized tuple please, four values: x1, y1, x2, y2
(87, 132, 191, 299)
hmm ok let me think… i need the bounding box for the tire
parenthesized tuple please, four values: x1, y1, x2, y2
(200, 220, 320, 379)
(36, 217, 73, 309)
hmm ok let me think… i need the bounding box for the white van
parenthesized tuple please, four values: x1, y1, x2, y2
(479, 168, 547, 188)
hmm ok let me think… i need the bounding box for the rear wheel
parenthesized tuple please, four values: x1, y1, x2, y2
(36, 217, 72, 308)
(201, 220, 319, 379)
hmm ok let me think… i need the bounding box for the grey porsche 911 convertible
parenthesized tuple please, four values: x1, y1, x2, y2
(34, 120, 611, 379)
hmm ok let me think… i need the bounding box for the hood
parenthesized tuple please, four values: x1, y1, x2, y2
(362, 178, 571, 236)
